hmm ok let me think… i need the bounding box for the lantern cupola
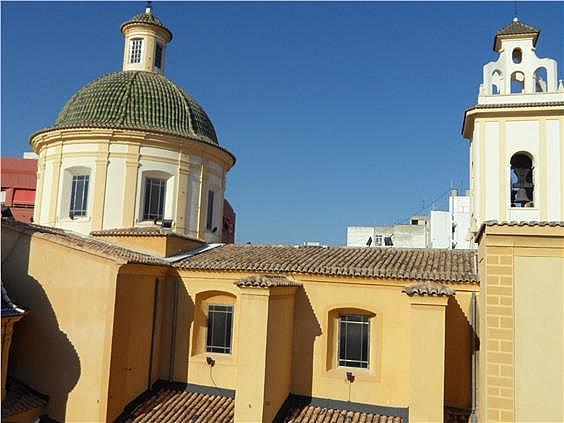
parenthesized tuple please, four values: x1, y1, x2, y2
(120, 4, 172, 74)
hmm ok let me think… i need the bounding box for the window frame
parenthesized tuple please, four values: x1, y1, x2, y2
(69, 174, 90, 218)
(129, 38, 144, 64)
(337, 313, 370, 369)
(142, 177, 167, 221)
(154, 42, 163, 69)
(206, 303, 234, 354)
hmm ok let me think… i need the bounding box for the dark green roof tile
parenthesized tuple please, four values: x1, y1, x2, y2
(51, 71, 218, 145)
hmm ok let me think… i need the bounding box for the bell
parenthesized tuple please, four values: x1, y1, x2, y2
(514, 188, 530, 203)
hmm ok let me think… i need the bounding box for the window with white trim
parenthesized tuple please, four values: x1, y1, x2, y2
(206, 304, 233, 354)
(338, 314, 370, 368)
(143, 177, 166, 220)
(69, 175, 89, 217)
(129, 38, 143, 64)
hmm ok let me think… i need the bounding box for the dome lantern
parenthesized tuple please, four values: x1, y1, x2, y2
(120, 4, 173, 75)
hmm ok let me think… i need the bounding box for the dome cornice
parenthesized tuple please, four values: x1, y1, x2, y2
(30, 127, 236, 170)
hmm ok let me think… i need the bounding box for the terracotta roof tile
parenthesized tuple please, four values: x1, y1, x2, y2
(121, 386, 234, 423)
(476, 220, 564, 242)
(2, 219, 167, 266)
(175, 245, 478, 284)
(402, 281, 455, 297)
(2, 378, 48, 417)
(482, 220, 564, 227)
(234, 274, 302, 288)
(277, 397, 404, 423)
(91, 226, 204, 243)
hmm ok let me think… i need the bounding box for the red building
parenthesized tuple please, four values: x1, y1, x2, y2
(222, 199, 236, 244)
(1, 158, 37, 222)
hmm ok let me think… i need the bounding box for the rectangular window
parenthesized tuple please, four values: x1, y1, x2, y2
(374, 235, 382, 246)
(206, 190, 215, 230)
(143, 177, 166, 221)
(154, 43, 163, 69)
(338, 314, 369, 368)
(129, 38, 143, 64)
(69, 175, 89, 217)
(206, 304, 233, 354)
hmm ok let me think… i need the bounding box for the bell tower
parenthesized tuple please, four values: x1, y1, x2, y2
(121, 3, 173, 74)
(462, 18, 564, 232)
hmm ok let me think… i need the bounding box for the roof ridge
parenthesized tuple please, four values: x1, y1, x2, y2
(118, 71, 139, 126)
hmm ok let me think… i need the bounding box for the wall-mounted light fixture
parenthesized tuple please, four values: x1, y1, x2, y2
(206, 356, 215, 367)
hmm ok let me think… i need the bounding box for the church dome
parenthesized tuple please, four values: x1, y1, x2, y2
(51, 70, 218, 145)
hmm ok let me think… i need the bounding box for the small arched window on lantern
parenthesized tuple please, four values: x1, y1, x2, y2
(510, 153, 534, 208)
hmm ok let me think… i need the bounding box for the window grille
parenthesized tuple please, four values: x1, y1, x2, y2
(129, 38, 143, 64)
(338, 314, 369, 368)
(143, 177, 166, 221)
(206, 190, 215, 230)
(206, 304, 233, 354)
(69, 175, 89, 217)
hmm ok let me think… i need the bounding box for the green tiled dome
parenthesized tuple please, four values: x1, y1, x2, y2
(52, 71, 218, 145)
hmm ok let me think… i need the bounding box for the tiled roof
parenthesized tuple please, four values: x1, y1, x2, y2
(121, 10, 173, 41)
(234, 274, 302, 288)
(473, 101, 564, 109)
(2, 220, 167, 266)
(91, 226, 204, 243)
(476, 220, 564, 242)
(496, 19, 539, 36)
(276, 396, 404, 423)
(120, 385, 234, 422)
(1, 284, 26, 318)
(494, 19, 540, 51)
(2, 378, 48, 418)
(482, 220, 564, 227)
(36, 71, 223, 148)
(175, 245, 478, 284)
(402, 281, 455, 297)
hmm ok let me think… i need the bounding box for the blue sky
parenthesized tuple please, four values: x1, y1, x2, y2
(2, 2, 563, 245)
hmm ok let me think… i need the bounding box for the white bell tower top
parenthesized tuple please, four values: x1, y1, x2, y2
(120, 4, 173, 74)
(479, 18, 564, 105)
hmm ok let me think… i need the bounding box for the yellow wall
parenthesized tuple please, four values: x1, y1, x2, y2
(514, 255, 563, 422)
(1, 222, 479, 422)
(172, 270, 477, 416)
(408, 295, 449, 423)
(1, 225, 120, 422)
(263, 288, 296, 421)
(93, 234, 203, 257)
(106, 265, 168, 422)
(478, 225, 564, 422)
